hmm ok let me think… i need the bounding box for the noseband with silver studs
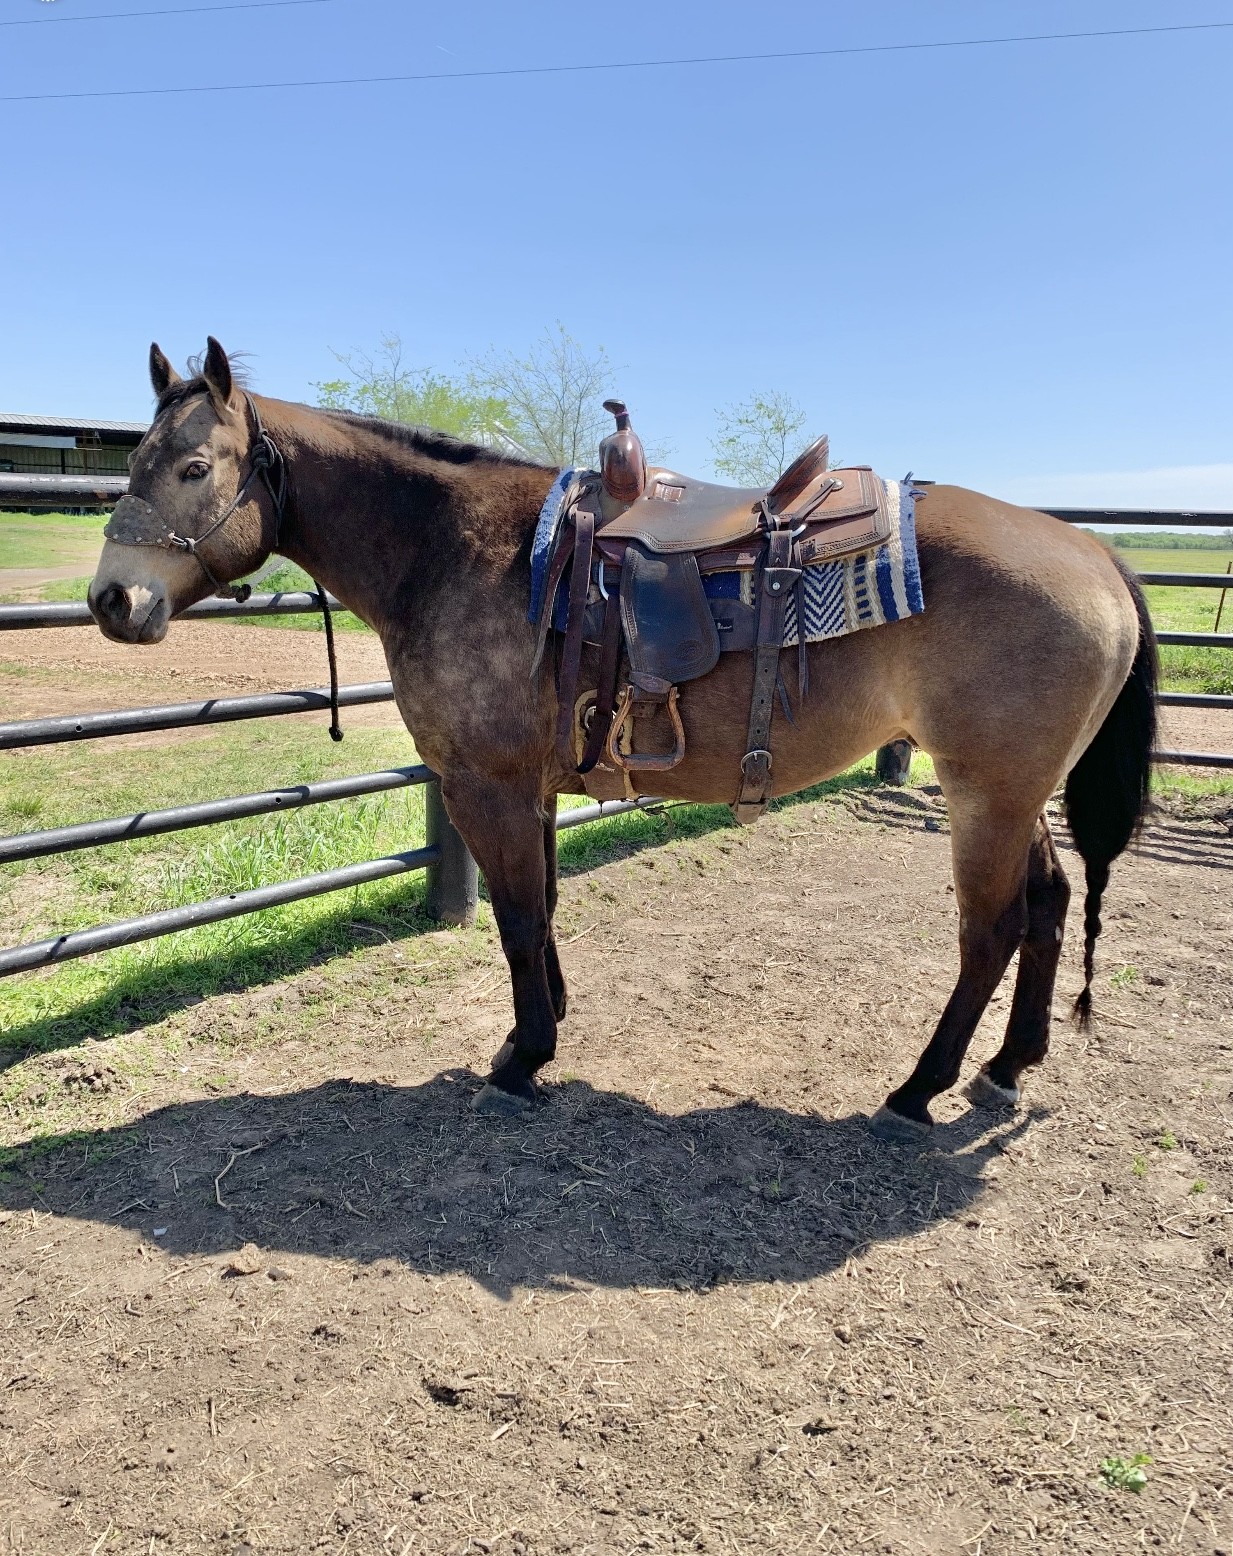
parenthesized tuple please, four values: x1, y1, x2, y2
(103, 390, 344, 741)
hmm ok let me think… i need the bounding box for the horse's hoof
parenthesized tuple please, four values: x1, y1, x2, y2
(868, 1104, 931, 1144)
(472, 1083, 533, 1118)
(963, 1068, 1021, 1112)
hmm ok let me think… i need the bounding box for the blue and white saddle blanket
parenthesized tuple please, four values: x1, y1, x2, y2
(529, 468, 924, 646)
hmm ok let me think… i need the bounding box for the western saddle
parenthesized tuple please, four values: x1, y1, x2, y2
(535, 400, 892, 823)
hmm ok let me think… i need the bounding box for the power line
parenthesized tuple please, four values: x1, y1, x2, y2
(2, 0, 332, 27)
(2, 19, 1229, 105)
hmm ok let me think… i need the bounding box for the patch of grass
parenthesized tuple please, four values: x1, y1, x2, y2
(0, 723, 430, 1056)
(1114, 543, 1233, 696)
(1098, 1453, 1150, 1494)
(1110, 965, 1139, 991)
(1132, 1155, 1148, 1179)
(0, 511, 106, 576)
(1151, 767, 1233, 802)
(1156, 1130, 1178, 1151)
(1191, 1178, 1208, 1195)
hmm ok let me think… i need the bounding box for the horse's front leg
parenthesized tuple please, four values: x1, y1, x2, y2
(543, 810, 568, 1021)
(440, 770, 556, 1114)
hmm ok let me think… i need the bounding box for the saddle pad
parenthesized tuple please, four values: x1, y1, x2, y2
(529, 466, 584, 629)
(702, 477, 924, 646)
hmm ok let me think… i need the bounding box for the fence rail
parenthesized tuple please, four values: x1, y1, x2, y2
(1, 499, 1231, 982)
(0, 680, 396, 751)
(0, 591, 344, 631)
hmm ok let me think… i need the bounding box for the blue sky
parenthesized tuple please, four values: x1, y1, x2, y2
(2, 0, 1230, 504)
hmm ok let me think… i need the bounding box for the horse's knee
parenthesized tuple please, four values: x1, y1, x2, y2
(496, 910, 548, 968)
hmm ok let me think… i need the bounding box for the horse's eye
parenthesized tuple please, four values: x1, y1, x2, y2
(183, 461, 210, 481)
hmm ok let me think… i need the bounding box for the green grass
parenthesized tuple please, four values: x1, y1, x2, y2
(0, 511, 106, 575)
(1114, 543, 1233, 696)
(0, 724, 430, 1057)
(1098, 1454, 1150, 1494)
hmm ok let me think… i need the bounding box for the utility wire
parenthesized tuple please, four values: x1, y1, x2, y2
(2, 0, 333, 26)
(2, 19, 1230, 104)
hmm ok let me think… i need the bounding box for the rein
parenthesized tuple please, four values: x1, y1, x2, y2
(104, 392, 344, 741)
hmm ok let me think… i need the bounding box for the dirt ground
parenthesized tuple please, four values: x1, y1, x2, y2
(1, 760, 1231, 1554)
(0, 621, 403, 735)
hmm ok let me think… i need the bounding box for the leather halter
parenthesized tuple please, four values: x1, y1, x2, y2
(104, 392, 285, 603)
(102, 390, 344, 741)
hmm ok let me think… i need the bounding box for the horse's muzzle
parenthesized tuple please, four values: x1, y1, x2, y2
(88, 578, 170, 644)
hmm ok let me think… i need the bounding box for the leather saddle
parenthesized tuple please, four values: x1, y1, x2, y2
(537, 399, 893, 823)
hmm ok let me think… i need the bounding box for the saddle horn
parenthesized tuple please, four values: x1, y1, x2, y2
(599, 398, 648, 505)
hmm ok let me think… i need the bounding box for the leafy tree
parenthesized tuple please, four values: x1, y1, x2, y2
(471, 324, 616, 467)
(315, 334, 511, 443)
(710, 391, 816, 486)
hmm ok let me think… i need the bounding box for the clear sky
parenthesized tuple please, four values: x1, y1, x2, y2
(2, 0, 1231, 505)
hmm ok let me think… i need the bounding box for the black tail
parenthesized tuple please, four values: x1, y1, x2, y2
(1063, 557, 1158, 1029)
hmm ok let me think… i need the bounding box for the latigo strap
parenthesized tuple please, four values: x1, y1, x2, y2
(732, 515, 801, 825)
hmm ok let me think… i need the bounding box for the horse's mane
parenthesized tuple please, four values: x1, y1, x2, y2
(316, 408, 547, 470)
(154, 356, 548, 472)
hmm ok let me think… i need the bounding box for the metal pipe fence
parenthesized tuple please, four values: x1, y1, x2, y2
(0, 494, 1230, 982)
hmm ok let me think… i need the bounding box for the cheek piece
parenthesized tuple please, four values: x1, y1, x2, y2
(102, 392, 344, 741)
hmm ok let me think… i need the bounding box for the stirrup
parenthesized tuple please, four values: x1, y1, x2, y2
(605, 684, 686, 773)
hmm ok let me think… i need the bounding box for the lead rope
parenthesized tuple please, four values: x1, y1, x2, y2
(315, 580, 343, 741)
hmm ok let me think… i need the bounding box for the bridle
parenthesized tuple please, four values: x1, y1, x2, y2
(102, 390, 344, 740)
(105, 392, 284, 602)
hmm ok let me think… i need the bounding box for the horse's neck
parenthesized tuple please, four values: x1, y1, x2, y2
(262, 401, 458, 633)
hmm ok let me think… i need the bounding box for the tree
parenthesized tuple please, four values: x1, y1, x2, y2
(471, 324, 616, 468)
(710, 391, 816, 487)
(315, 335, 510, 443)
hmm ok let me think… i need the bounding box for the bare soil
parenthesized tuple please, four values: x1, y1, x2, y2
(1, 774, 1231, 1555)
(0, 621, 403, 736)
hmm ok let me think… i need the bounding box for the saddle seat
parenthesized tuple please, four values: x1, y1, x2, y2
(597, 469, 768, 553)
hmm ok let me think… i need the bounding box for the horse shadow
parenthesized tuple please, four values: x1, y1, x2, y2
(0, 1072, 1034, 1297)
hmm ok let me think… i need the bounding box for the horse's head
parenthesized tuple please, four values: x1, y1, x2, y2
(89, 337, 279, 644)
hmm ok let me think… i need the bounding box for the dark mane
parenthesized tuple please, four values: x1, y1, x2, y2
(318, 407, 550, 471)
(154, 364, 550, 473)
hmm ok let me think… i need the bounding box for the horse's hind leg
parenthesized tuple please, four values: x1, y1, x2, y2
(965, 816, 1071, 1110)
(874, 775, 1039, 1138)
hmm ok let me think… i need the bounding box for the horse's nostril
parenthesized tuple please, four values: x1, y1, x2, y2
(96, 583, 128, 622)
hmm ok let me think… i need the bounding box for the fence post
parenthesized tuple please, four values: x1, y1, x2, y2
(874, 740, 913, 786)
(424, 779, 479, 926)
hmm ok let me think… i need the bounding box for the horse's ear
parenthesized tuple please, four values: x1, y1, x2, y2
(149, 342, 181, 399)
(202, 336, 234, 412)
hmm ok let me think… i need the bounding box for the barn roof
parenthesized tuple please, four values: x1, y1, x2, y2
(0, 412, 148, 438)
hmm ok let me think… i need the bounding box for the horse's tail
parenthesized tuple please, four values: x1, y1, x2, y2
(1063, 556, 1158, 1029)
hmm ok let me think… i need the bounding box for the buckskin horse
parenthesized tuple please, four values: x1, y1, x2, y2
(88, 339, 1156, 1139)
